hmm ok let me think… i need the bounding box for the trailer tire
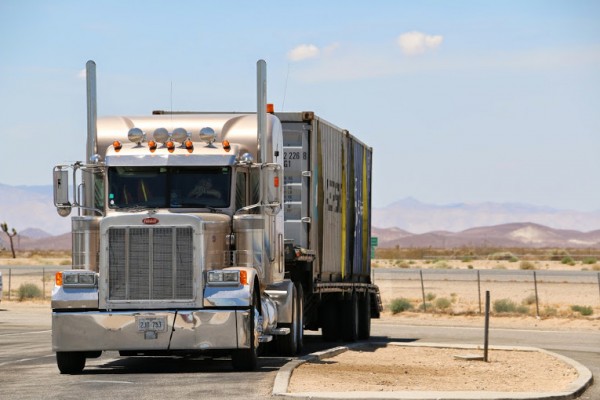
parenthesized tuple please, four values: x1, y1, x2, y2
(358, 292, 371, 340)
(342, 291, 359, 342)
(276, 282, 303, 355)
(56, 351, 86, 374)
(320, 299, 341, 342)
(232, 289, 259, 371)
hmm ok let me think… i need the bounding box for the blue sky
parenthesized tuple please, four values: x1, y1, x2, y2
(1, 0, 599, 211)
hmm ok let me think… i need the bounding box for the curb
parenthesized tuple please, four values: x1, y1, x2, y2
(272, 342, 593, 400)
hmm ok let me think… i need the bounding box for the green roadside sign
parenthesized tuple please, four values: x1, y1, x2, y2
(371, 237, 378, 247)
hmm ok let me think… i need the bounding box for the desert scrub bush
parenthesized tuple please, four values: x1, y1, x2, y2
(549, 249, 570, 261)
(390, 298, 413, 314)
(435, 297, 452, 311)
(582, 257, 597, 265)
(542, 307, 558, 317)
(489, 252, 519, 262)
(561, 256, 575, 266)
(433, 260, 451, 269)
(396, 260, 411, 268)
(493, 298, 518, 314)
(522, 294, 537, 306)
(516, 305, 530, 315)
(571, 305, 593, 316)
(426, 292, 437, 301)
(519, 261, 536, 270)
(418, 302, 433, 311)
(461, 256, 474, 263)
(18, 283, 43, 301)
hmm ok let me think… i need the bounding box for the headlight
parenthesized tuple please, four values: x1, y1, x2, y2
(206, 270, 241, 286)
(58, 271, 98, 288)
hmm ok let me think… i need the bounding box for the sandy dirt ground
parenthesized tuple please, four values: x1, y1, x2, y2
(288, 344, 579, 393)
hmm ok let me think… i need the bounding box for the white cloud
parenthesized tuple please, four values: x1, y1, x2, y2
(77, 68, 86, 80)
(397, 31, 443, 56)
(287, 44, 320, 62)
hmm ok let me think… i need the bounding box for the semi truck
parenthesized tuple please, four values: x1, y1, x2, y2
(51, 60, 381, 374)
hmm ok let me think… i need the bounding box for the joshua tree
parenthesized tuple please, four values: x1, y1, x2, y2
(1, 222, 17, 259)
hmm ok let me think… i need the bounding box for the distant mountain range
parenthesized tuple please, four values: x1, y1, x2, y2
(373, 223, 600, 249)
(373, 197, 600, 234)
(1, 185, 600, 250)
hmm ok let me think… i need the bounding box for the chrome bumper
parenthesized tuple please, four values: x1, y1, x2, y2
(52, 309, 251, 352)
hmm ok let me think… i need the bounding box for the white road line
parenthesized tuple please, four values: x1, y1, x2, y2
(82, 380, 134, 385)
(0, 354, 54, 367)
(0, 330, 51, 336)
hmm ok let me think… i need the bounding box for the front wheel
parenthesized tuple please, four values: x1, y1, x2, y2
(232, 289, 259, 371)
(56, 352, 86, 374)
(276, 282, 304, 355)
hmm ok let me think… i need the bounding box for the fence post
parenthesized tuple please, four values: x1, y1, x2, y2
(8, 268, 11, 301)
(484, 290, 490, 362)
(477, 270, 482, 314)
(43, 268, 46, 300)
(420, 270, 427, 312)
(533, 271, 540, 318)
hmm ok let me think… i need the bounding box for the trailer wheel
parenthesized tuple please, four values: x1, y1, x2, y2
(232, 289, 259, 371)
(358, 292, 371, 340)
(342, 291, 359, 342)
(56, 351, 86, 374)
(320, 299, 341, 342)
(276, 282, 303, 355)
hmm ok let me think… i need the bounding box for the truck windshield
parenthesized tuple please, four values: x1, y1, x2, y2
(108, 166, 231, 209)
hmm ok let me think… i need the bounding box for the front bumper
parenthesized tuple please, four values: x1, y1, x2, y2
(52, 309, 250, 352)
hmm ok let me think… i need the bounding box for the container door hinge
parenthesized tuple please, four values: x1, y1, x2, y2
(301, 217, 311, 224)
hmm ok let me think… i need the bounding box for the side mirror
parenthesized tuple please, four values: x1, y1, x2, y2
(262, 164, 282, 215)
(53, 168, 72, 217)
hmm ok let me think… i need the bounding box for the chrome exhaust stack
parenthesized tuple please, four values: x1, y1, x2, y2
(257, 59, 267, 164)
(83, 60, 98, 215)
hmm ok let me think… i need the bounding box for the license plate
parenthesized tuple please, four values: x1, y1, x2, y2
(136, 316, 167, 332)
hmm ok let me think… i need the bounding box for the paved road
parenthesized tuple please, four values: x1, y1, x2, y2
(0, 302, 598, 399)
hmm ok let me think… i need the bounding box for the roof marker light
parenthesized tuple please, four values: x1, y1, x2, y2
(185, 139, 194, 153)
(222, 140, 231, 152)
(267, 103, 274, 113)
(113, 140, 122, 152)
(148, 140, 157, 153)
(166, 140, 175, 153)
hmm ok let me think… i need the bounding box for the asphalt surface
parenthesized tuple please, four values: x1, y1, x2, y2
(0, 301, 598, 400)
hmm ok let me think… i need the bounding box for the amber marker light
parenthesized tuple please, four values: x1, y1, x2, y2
(266, 103, 274, 113)
(239, 270, 248, 285)
(166, 140, 175, 153)
(274, 176, 280, 188)
(185, 139, 194, 153)
(113, 140, 122, 152)
(55, 272, 63, 286)
(222, 139, 231, 152)
(148, 140, 157, 153)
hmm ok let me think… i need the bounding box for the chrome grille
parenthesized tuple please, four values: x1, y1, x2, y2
(108, 226, 194, 301)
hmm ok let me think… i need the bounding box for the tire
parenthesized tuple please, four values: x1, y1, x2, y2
(320, 299, 341, 342)
(276, 284, 298, 355)
(342, 291, 359, 342)
(232, 289, 259, 371)
(276, 282, 304, 355)
(295, 282, 304, 354)
(358, 292, 371, 340)
(56, 352, 86, 374)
